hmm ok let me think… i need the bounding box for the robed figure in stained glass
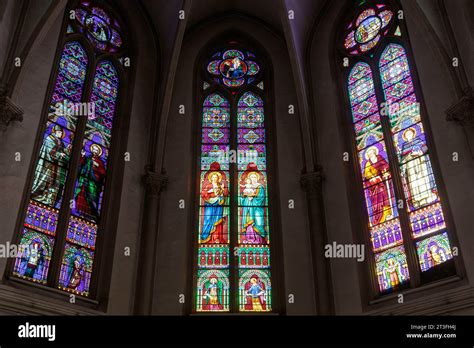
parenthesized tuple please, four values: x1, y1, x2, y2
(19, 242, 45, 280)
(66, 255, 86, 291)
(244, 275, 267, 311)
(74, 143, 106, 219)
(202, 275, 224, 311)
(363, 146, 393, 226)
(31, 124, 70, 206)
(400, 127, 438, 209)
(240, 163, 267, 244)
(200, 162, 229, 244)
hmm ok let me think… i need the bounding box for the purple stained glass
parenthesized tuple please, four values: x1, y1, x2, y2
(24, 201, 58, 236)
(202, 127, 230, 144)
(238, 128, 265, 144)
(58, 243, 94, 296)
(75, 2, 123, 53)
(85, 124, 111, 148)
(370, 218, 403, 252)
(352, 95, 379, 122)
(379, 44, 405, 66)
(202, 100, 230, 128)
(91, 94, 116, 120)
(384, 76, 415, 105)
(13, 228, 55, 284)
(92, 62, 119, 102)
(410, 203, 446, 238)
(67, 216, 98, 250)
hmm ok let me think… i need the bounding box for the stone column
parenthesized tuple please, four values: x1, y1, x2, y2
(300, 168, 334, 315)
(0, 86, 23, 131)
(134, 168, 168, 315)
(446, 89, 474, 158)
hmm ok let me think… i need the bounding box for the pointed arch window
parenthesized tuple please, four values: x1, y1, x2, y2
(341, 1, 458, 296)
(9, 0, 128, 299)
(194, 45, 273, 312)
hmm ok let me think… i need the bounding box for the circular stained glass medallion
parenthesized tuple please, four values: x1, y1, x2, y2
(219, 58, 248, 79)
(355, 16, 381, 44)
(343, 4, 394, 56)
(85, 15, 110, 42)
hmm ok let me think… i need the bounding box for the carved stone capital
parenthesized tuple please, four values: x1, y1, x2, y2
(0, 94, 23, 131)
(446, 93, 474, 128)
(300, 168, 323, 198)
(142, 170, 168, 197)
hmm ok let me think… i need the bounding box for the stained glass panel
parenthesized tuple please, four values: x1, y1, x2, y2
(74, 1, 123, 53)
(238, 245, 271, 268)
(196, 93, 231, 311)
(375, 246, 410, 292)
(380, 43, 451, 275)
(196, 269, 229, 312)
(238, 269, 272, 312)
(370, 218, 403, 252)
(236, 92, 271, 311)
(24, 201, 58, 236)
(13, 228, 55, 284)
(416, 232, 453, 272)
(62, 61, 119, 296)
(410, 203, 445, 239)
(344, 7, 393, 55)
(348, 62, 408, 293)
(13, 42, 88, 286)
(58, 243, 94, 296)
(197, 246, 229, 268)
(206, 50, 260, 87)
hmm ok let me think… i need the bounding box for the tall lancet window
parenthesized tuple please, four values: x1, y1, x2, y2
(194, 45, 273, 312)
(340, 1, 458, 296)
(9, 0, 128, 299)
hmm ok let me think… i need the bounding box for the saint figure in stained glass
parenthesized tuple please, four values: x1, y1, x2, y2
(73, 143, 106, 220)
(31, 125, 71, 206)
(363, 145, 393, 226)
(200, 162, 229, 244)
(244, 275, 267, 311)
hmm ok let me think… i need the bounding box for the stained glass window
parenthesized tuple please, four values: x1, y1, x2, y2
(342, 1, 455, 295)
(13, 41, 88, 284)
(195, 46, 272, 312)
(12, 1, 126, 298)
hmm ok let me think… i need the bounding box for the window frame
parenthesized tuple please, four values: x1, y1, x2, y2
(336, 0, 465, 307)
(5, 0, 133, 309)
(188, 36, 284, 315)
